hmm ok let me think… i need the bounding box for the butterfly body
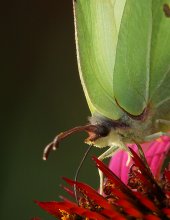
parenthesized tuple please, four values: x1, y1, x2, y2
(43, 0, 170, 194)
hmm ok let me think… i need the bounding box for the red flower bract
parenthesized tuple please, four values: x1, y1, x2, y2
(35, 142, 170, 220)
(109, 136, 170, 184)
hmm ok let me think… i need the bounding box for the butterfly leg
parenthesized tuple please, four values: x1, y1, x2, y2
(156, 119, 170, 126)
(98, 146, 119, 195)
(144, 119, 170, 141)
(144, 131, 170, 142)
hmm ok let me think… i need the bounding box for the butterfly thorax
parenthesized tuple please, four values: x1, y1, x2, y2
(87, 112, 155, 148)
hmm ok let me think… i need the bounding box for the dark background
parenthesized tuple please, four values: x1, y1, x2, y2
(0, 1, 102, 219)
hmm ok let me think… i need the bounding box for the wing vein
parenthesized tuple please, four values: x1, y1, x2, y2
(156, 96, 170, 108)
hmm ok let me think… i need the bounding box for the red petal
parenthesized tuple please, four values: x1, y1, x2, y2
(36, 200, 107, 220)
(133, 192, 158, 212)
(165, 192, 170, 197)
(144, 214, 161, 220)
(129, 148, 166, 201)
(93, 157, 131, 193)
(59, 199, 107, 220)
(110, 188, 129, 200)
(100, 209, 126, 220)
(109, 137, 170, 183)
(93, 157, 158, 212)
(164, 170, 170, 182)
(162, 208, 170, 217)
(63, 177, 127, 219)
(61, 185, 74, 198)
(31, 218, 41, 220)
(35, 200, 69, 217)
(117, 199, 142, 218)
(129, 148, 153, 177)
(131, 168, 153, 188)
(63, 177, 113, 211)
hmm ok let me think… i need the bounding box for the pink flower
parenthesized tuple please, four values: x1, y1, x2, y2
(109, 136, 170, 184)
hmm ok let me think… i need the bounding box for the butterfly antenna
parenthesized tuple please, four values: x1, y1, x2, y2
(74, 144, 93, 204)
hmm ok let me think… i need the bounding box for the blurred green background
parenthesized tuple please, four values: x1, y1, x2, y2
(0, 1, 102, 219)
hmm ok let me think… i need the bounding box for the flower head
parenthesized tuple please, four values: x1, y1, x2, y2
(35, 139, 170, 220)
(109, 136, 170, 184)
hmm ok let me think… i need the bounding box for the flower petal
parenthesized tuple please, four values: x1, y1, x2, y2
(109, 136, 170, 183)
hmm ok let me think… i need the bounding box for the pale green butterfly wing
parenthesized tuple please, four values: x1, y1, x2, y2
(113, 0, 152, 116)
(113, 0, 170, 124)
(73, 0, 125, 120)
(74, 0, 170, 128)
(150, 1, 170, 126)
